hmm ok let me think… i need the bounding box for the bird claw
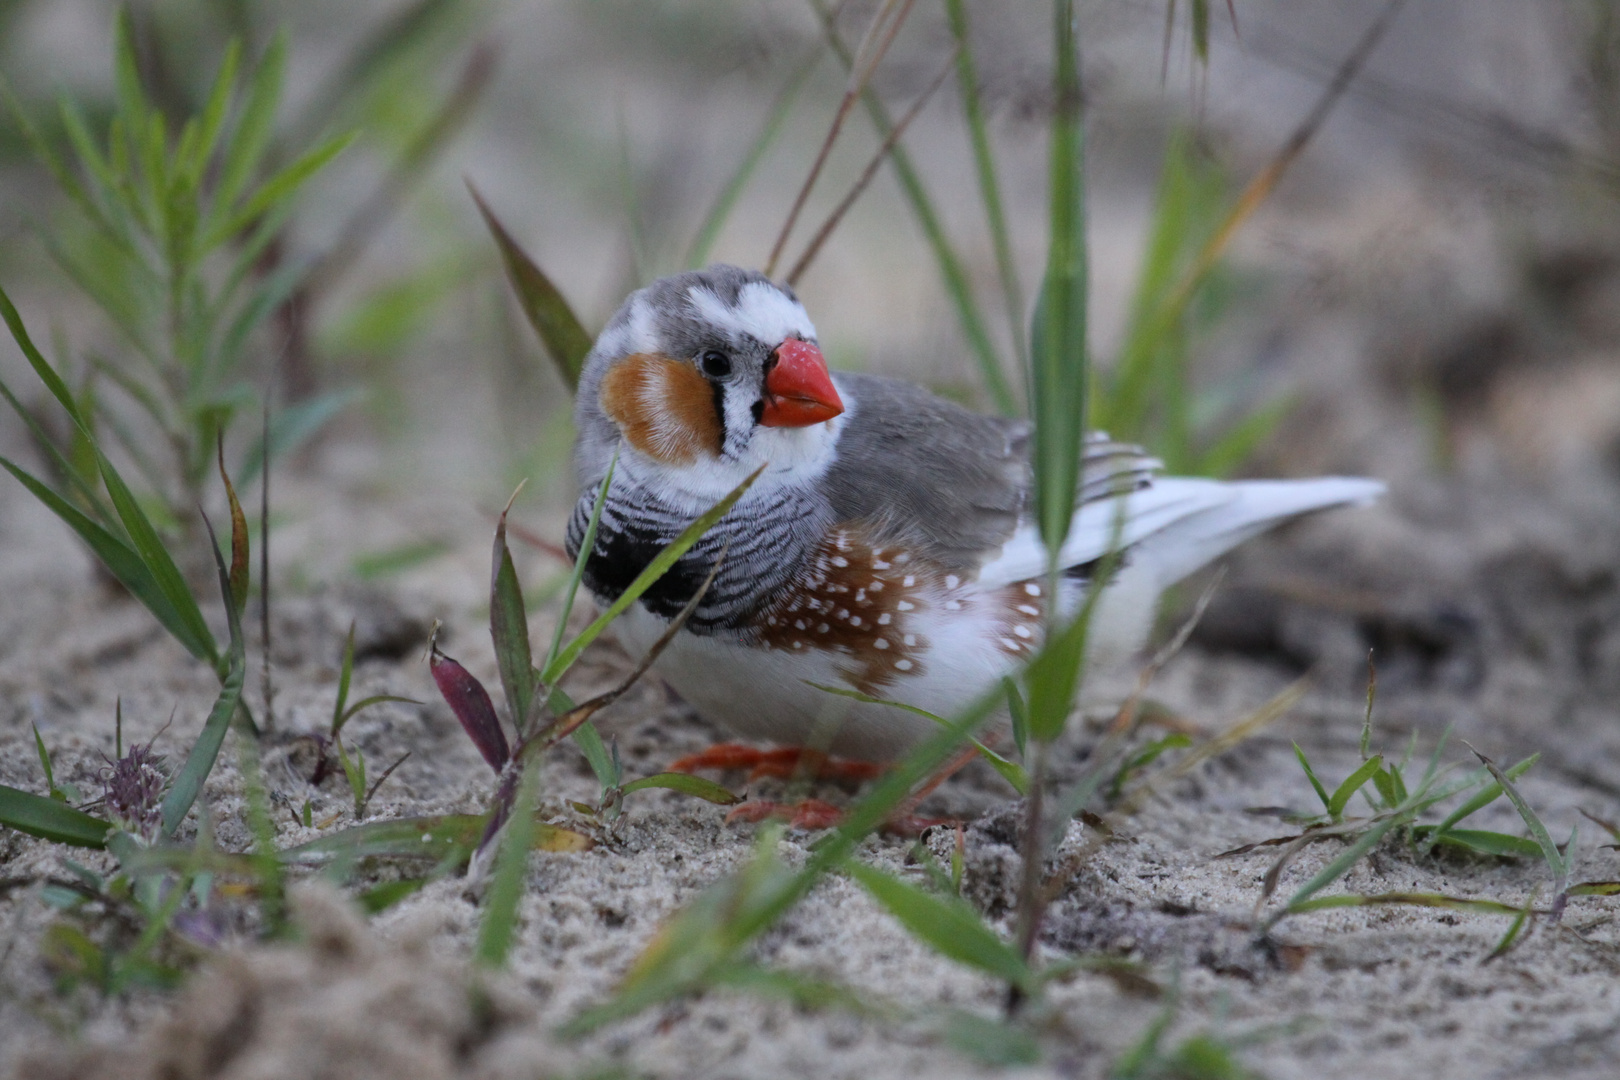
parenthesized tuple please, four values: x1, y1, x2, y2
(670, 743, 885, 783)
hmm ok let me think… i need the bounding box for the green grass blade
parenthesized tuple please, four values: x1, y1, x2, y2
(1427, 753, 1537, 842)
(1292, 743, 1331, 812)
(1284, 891, 1525, 919)
(944, 0, 1026, 370)
(1029, 0, 1088, 561)
(808, 0, 1015, 415)
(542, 453, 616, 678)
(808, 682, 1026, 793)
(332, 622, 357, 732)
(159, 521, 248, 836)
(1474, 750, 1568, 884)
(0, 784, 110, 848)
(1280, 815, 1400, 916)
(477, 757, 541, 968)
(539, 464, 761, 684)
(620, 773, 742, 805)
(469, 183, 594, 391)
(208, 131, 355, 247)
(181, 40, 241, 189)
(1328, 755, 1384, 819)
(0, 455, 201, 652)
(844, 859, 1032, 990)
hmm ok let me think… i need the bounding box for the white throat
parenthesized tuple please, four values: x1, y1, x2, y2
(619, 375, 857, 514)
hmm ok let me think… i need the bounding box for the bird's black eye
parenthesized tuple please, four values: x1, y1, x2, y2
(699, 350, 733, 378)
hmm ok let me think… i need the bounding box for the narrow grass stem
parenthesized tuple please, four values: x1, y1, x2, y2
(785, 47, 958, 287)
(766, 0, 917, 277)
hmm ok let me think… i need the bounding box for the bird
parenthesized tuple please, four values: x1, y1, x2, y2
(566, 264, 1383, 772)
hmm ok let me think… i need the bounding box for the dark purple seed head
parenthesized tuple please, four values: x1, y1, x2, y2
(99, 742, 168, 844)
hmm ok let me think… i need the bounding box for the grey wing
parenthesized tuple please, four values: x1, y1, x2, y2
(824, 373, 1159, 573)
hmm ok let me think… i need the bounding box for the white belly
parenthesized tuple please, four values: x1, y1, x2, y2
(608, 558, 1163, 761)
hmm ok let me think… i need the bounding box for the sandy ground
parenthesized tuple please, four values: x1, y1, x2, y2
(4, 3, 1620, 1076)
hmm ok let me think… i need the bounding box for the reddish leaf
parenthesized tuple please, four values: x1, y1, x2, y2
(430, 643, 509, 773)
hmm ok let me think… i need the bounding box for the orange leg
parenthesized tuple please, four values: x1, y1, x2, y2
(669, 742, 886, 783)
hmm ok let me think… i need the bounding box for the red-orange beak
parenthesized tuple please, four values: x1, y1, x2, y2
(759, 339, 843, 428)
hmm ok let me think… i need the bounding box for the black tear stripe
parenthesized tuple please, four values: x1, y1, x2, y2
(709, 378, 728, 456)
(564, 477, 826, 638)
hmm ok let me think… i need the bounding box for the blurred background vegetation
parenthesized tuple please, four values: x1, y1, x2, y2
(3, 0, 1620, 587)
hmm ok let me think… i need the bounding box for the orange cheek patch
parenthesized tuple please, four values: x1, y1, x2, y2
(599, 353, 723, 465)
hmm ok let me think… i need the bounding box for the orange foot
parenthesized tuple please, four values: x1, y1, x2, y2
(669, 742, 886, 783)
(724, 798, 952, 835)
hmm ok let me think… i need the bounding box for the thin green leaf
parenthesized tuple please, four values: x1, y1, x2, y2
(1420, 828, 1544, 859)
(0, 455, 201, 652)
(1280, 814, 1400, 916)
(1293, 743, 1331, 812)
(1003, 677, 1029, 760)
(182, 40, 241, 188)
(845, 859, 1032, 989)
(1030, 0, 1088, 560)
(332, 622, 357, 733)
(807, 0, 1015, 414)
(32, 724, 62, 801)
(1284, 891, 1526, 918)
(1474, 749, 1567, 882)
(944, 0, 1027, 371)
(207, 131, 355, 247)
(469, 184, 594, 391)
(335, 733, 366, 814)
(1328, 755, 1383, 819)
(540, 464, 762, 684)
(809, 682, 1027, 793)
(340, 695, 421, 727)
(1485, 889, 1537, 962)
(159, 518, 248, 836)
(0, 783, 110, 848)
(478, 757, 541, 968)
(1567, 881, 1620, 897)
(1427, 753, 1537, 843)
(542, 453, 616, 679)
(620, 772, 742, 806)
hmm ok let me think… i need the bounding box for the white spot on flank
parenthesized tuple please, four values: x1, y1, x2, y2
(945, 600, 962, 611)
(1014, 625, 1033, 638)
(830, 556, 848, 568)
(877, 613, 891, 625)
(795, 620, 806, 630)
(903, 634, 916, 646)
(855, 589, 866, 602)
(767, 617, 777, 626)
(1000, 637, 1019, 650)
(869, 581, 883, 591)
(874, 638, 889, 649)
(818, 623, 830, 633)
(793, 641, 803, 649)
(1018, 605, 1040, 616)
(945, 575, 960, 590)
(850, 616, 862, 627)
(896, 601, 915, 611)
(1025, 583, 1042, 596)
(895, 552, 911, 564)
(873, 560, 890, 570)
(894, 659, 914, 671)
(837, 608, 849, 619)
(902, 575, 915, 587)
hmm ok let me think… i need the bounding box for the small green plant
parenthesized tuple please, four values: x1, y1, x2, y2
(327, 622, 419, 820)
(2, 13, 352, 538)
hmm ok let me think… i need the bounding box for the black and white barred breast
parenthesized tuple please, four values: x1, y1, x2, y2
(564, 477, 831, 639)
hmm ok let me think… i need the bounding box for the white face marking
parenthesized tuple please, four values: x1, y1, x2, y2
(687, 282, 816, 347)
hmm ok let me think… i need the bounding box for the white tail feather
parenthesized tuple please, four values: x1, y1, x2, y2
(979, 476, 1385, 590)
